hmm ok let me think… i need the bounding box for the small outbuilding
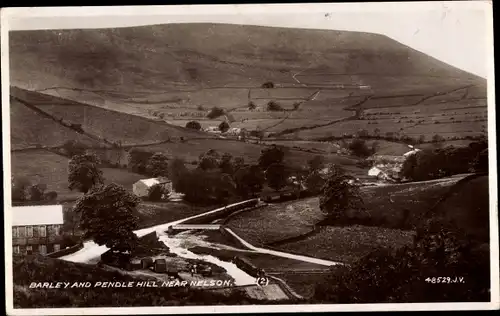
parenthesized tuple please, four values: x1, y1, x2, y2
(141, 257, 154, 269)
(154, 258, 168, 273)
(133, 177, 172, 198)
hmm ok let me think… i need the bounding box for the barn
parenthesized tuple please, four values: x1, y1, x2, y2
(133, 177, 172, 198)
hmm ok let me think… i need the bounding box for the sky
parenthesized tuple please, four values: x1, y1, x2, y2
(3, 2, 493, 78)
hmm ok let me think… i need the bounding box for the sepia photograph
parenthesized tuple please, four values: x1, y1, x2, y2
(2, 2, 498, 314)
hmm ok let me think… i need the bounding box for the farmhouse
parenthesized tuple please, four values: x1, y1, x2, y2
(12, 205, 64, 255)
(133, 177, 173, 198)
(367, 146, 420, 182)
(204, 126, 221, 134)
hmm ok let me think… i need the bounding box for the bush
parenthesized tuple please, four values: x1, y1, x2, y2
(44, 191, 58, 202)
(347, 138, 375, 158)
(197, 105, 205, 111)
(186, 121, 202, 130)
(207, 107, 225, 119)
(248, 101, 256, 110)
(261, 81, 274, 88)
(267, 101, 283, 111)
(147, 184, 169, 202)
(293, 102, 301, 110)
(219, 121, 230, 133)
(29, 184, 47, 201)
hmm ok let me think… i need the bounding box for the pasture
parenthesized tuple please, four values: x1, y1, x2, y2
(11, 150, 145, 201)
(275, 225, 415, 264)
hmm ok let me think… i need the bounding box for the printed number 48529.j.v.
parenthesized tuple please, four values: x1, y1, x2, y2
(425, 277, 465, 284)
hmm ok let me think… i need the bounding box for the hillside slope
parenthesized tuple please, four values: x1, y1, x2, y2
(9, 23, 487, 142)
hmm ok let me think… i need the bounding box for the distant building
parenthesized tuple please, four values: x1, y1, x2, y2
(367, 145, 420, 182)
(12, 205, 64, 255)
(133, 177, 173, 198)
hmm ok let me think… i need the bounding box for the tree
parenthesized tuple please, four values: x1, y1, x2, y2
(168, 158, 189, 192)
(62, 140, 88, 158)
(44, 191, 58, 202)
(432, 134, 445, 147)
(319, 165, 364, 220)
(471, 148, 488, 173)
(293, 102, 301, 110)
(198, 149, 221, 171)
(12, 176, 31, 201)
(148, 183, 169, 202)
(29, 183, 47, 201)
(74, 183, 140, 252)
(128, 148, 154, 175)
(219, 121, 230, 133)
(207, 107, 225, 119)
(68, 153, 104, 194)
(265, 163, 288, 192)
(219, 152, 234, 175)
(261, 81, 274, 88)
(259, 145, 285, 170)
(267, 100, 283, 111)
(234, 165, 264, 198)
(305, 172, 326, 195)
(186, 121, 202, 131)
(347, 138, 374, 158)
(233, 157, 245, 172)
(418, 135, 426, 144)
(308, 155, 325, 172)
(248, 101, 257, 110)
(146, 153, 169, 177)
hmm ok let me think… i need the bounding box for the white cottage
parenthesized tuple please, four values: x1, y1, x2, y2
(133, 178, 173, 198)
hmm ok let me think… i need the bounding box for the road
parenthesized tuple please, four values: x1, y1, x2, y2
(60, 200, 255, 263)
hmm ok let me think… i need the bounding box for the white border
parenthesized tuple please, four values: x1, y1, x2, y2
(2, 2, 498, 315)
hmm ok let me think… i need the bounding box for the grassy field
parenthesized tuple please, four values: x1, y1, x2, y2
(358, 175, 467, 229)
(11, 87, 208, 147)
(227, 176, 464, 248)
(138, 137, 363, 171)
(275, 225, 415, 264)
(227, 197, 324, 246)
(11, 150, 145, 200)
(10, 97, 100, 150)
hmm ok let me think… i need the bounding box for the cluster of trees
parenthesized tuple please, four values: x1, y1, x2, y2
(401, 140, 488, 181)
(128, 149, 169, 178)
(166, 145, 330, 205)
(342, 138, 378, 158)
(11, 177, 58, 203)
(67, 153, 141, 253)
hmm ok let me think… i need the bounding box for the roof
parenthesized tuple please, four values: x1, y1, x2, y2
(12, 205, 64, 226)
(136, 178, 171, 187)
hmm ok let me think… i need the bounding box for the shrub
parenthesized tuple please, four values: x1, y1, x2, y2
(293, 102, 301, 110)
(248, 101, 257, 110)
(44, 191, 58, 202)
(148, 184, 169, 202)
(197, 105, 205, 111)
(267, 101, 283, 112)
(347, 138, 375, 158)
(185, 121, 202, 131)
(219, 121, 230, 133)
(207, 107, 225, 119)
(261, 81, 274, 89)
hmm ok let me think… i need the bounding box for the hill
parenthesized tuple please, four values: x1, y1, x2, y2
(9, 23, 487, 143)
